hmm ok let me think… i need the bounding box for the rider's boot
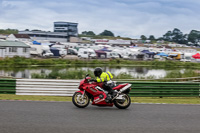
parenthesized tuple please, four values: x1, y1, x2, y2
(105, 90, 117, 103)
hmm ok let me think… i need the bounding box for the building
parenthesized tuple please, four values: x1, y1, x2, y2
(19, 22, 78, 42)
(7, 34, 31, 42)
(0, 41, 30, 58)
(0, 34, 7, 40)
(54, 21, 78, 37)
(19, 30, 68, 42)
(94, 39, 131, 46)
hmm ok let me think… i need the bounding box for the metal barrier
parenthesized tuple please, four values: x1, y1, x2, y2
(117, 81, 200, 97)
(0, 79, 200, 97)
(16, 79, 79, 96)
(0, 79, 16, 94)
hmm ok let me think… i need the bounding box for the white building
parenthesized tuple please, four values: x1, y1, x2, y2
(0, 41, 30, 58)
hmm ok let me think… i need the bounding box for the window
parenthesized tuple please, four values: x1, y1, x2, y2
(9, 47, 17, 53)
(84, 51, 87, 54)
(23, 48, 28, 53)
(31, 47, 37, 51)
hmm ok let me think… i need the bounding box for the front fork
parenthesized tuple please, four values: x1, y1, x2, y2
(81, 90, 85, 99)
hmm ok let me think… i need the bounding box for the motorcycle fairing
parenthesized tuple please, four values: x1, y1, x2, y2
(92, 93, 113, 106)
(113, 83, 129, 90)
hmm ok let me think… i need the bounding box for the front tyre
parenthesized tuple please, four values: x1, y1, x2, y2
(72, 92, 90, 108)
(114, 93, 131, 109)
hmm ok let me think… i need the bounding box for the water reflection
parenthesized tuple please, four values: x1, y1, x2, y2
(0, 66, 170, 79)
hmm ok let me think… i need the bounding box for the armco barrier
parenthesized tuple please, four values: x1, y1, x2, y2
(0, 79, 200, 97)
(0, 79, 16, 94)
(16, 79, 79, 96)
(117, 81, 200, 97)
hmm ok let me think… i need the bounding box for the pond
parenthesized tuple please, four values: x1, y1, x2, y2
(0, 66, 189, 79)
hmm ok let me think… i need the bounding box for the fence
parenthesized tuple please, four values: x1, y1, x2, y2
(117, 81, 200, 97)
(0, 79, 200, 97)
(16, 79, 79, 96)
(0, 79, 16, 94)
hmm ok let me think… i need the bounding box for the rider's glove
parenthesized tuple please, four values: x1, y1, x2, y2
(90, 79, 97, 82)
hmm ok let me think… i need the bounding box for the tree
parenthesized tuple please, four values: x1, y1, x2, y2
(188, 30, 200, 44)
(148, 35, 156, 40)
(171, 28, 185, 44)
(32, 29, 41, 31)
(99, 30, 114, 36)
(82, 31, 96, 36)
(163, 31, 172, 42)
(162, 28, 187, 44)
(140, 35, 147, 40)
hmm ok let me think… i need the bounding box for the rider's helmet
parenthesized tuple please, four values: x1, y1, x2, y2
(94, 67, 102, 77)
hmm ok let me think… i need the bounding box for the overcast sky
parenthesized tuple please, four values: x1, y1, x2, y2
(1, 0, 200, 38)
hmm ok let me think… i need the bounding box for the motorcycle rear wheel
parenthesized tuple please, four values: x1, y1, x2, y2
(72, 92, 90, 108)
(114, 93, 131, 109)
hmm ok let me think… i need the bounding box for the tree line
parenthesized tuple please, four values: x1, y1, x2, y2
(1, 28, 200, 45)
(0, 29, 18, 34)
(82, 28, 200, 46)
(140, 28, 200, 46)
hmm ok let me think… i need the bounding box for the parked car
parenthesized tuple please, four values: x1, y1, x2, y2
(106, 51, 120, 59)
(78, 48, 97, 59)
(67, 48, 78, 55)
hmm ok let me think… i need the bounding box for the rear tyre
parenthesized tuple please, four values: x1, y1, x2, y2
(114, 93, 131, 109)
(72, 92, 90, 108)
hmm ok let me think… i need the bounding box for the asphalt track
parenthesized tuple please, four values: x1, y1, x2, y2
(0, 101, 200, 133)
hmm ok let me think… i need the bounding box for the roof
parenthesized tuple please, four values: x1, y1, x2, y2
(13, 34, 30, 39)
(54, 21, 78, 24)
(0, 41, 30, 48)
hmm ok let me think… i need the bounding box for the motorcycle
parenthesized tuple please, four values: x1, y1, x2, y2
(72, 74, 132, 109)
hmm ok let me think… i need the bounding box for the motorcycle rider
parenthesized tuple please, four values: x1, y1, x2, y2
(91, 67, 116, 101)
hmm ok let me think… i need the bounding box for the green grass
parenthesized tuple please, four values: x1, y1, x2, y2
(1, 56, 200, 68)
(0, 94, 199, 104)
(0, 94, 72, 101)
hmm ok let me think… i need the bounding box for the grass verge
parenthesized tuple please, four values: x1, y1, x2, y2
(0, 94, 200, 104)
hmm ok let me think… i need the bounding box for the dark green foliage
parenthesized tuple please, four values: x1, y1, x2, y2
(0, 29, 18, 34)
(187, 30, 200, 45)
(1, 57, 200, 69)
(148, 35, 155, 41)
(140, 35, 147, 40)
(31, 69, 95, 79)
(82, 31, 96, 36)
(162, 28, 188, 44)
(99, 30, 114, 37)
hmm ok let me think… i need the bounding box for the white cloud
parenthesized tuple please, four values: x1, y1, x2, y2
(1, 0, 200, 38)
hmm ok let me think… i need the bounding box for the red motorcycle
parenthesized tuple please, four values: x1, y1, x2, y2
(72, 74, 132, 109)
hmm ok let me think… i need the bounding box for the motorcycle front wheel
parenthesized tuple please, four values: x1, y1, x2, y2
(114, 93, 131, 109)
(72, 92, 90, 108)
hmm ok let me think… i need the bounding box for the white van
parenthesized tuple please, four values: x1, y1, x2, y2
(78, 48, 97, 59)
(51, 45, 67, 56)
(106, 52, 119, 59)
(30, 44, 53, 57)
